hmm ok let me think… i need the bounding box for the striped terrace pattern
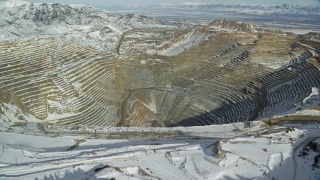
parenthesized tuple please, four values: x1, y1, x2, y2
(1, 29, 320, 127)
(163, 61, 320, 126)
(0, 37, 122, 126)
(119, 31, 320, 127)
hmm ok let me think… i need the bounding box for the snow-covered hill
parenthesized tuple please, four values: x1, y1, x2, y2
(148, 26, 213, 56)
(0, 0, 162, 27)
(0, 0, 166, 51)
(209, 19, 262, 33)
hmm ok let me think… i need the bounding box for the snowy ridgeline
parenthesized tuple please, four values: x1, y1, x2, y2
(1, 121, 320, 179)
(0, 0, 170, 51)
(147, 28, 212, 56)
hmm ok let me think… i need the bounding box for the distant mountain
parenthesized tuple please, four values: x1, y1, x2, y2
(0, 0, 162, 27)
(0, 0, 164, 42)
(180, 4, 320, 16)
(110, 3, 320, 16)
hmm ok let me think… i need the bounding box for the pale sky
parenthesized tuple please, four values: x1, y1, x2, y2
(27, 0, 320, 7)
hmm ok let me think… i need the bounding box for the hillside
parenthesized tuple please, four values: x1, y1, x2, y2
(0, 1, 320, 179)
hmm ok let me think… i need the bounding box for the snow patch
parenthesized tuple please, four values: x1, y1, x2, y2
(0, 0, 30, 8)
(149, 29, 211, 56)
(268, 153, 283, 170)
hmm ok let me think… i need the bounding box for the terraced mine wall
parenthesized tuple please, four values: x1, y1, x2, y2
(0, 23, 320, 127)
(1, 38, 319, 127)
(0, 38, 122, 126)
(170, 62, 320, 126)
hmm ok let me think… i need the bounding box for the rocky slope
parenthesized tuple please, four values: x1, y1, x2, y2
(0, 1, 319, 127)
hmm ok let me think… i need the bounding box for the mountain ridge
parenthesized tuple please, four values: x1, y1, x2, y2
(109, 3, 320, 16)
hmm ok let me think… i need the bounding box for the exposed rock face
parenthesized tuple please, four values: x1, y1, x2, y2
(0, 1, 319, 127)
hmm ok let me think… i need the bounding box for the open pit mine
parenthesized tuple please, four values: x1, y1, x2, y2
(0, 1, 320, 128)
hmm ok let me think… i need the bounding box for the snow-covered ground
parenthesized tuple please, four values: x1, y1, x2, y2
(0, 120, 320, 180)
(1, 89, 318, 179)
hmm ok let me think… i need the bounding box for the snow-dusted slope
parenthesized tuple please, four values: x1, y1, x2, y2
(209, 19, 262, 33)
(148, 26, 212, 56)
(147, 19, 262, 56)
(0, 121, 320, 179)
(0, 0, 165, 51)
(0, 0, 161, 28)
(0, 0, 30, 8)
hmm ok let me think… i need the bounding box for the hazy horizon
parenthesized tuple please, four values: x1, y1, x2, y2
(25, 0, 320, 8)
